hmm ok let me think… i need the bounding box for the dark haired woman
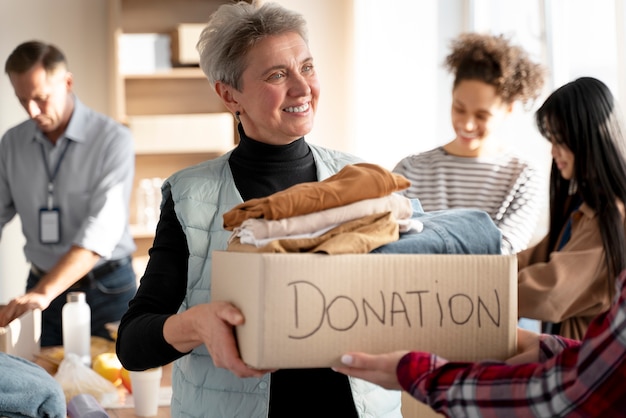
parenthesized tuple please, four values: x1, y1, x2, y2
(517, 76, 626, 339)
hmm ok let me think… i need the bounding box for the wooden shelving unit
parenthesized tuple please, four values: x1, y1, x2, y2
(108, 0, 240, 268)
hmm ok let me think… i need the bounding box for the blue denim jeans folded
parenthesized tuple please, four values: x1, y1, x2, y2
(371, 199, 502, 255)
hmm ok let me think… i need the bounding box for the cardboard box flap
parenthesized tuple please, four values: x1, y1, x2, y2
(0, 309, 41, 361)
(212, 252, 517, 369)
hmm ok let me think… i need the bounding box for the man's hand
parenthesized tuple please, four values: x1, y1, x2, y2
(0, 292, 49, 327)
(1, 246, 103, 326)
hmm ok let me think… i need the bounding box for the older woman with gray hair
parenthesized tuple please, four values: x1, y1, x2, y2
(116, 1, 401, 417)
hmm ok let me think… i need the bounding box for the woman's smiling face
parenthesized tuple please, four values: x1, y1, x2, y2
(449, 79, 512, 157)
(229, 31, 319, 145)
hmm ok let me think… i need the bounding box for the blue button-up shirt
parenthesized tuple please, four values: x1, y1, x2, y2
(0, 97, 136, 270)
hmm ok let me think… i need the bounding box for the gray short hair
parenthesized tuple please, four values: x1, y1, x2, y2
(197, 1, 308, 91)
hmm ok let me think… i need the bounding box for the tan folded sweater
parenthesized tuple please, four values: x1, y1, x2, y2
(223, 163, 410, 230)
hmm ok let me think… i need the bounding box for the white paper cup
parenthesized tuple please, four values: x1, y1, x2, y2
(130, 367, 163, 417)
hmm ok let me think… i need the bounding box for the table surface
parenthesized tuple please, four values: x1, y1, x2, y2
(35, 339, 172, 418)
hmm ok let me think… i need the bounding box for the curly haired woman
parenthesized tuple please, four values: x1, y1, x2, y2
(393, 32, 546, 255)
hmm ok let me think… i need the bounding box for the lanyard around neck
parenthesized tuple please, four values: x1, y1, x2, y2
(40, 140, 72, 209)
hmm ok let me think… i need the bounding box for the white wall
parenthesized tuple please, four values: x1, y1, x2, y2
(0, 0, 109, 302)
(351, 0, 441, 170)
(273, 0, 355, 152)
(349, 0, 553, 174)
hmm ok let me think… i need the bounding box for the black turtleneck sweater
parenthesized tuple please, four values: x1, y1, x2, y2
(229, 127, 318, 199)
(120, 128, 358, 417)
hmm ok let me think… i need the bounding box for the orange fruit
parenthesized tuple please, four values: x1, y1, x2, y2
(120, 367, 132, 393)
(92, 352, 122, 386)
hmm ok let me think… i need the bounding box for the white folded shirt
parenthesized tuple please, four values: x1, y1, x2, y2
(230, 193, 423, 247)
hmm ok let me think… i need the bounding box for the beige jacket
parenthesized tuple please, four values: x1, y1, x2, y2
(518, 202, 625, 340)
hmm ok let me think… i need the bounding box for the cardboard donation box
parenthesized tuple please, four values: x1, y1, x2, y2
(0, 309, 41, 361)
(212, 252, 518, 369)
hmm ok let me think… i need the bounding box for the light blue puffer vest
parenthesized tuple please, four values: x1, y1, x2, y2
(164, 145, 402, 417)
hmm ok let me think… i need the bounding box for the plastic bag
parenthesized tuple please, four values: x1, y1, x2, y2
(54, 353, 119, 406)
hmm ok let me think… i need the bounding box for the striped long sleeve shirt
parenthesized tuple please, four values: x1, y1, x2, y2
(393, 147, 545, 254)
(397, 269, 626, 417)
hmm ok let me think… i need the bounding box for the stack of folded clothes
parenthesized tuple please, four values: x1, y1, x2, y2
(223, 162, 502, 255)
(224, 163, 418, 254)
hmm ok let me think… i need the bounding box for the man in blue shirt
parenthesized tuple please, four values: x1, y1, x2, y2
(0, 41, 137, 346)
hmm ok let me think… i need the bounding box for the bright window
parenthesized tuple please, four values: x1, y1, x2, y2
(352, 0, 624, 172)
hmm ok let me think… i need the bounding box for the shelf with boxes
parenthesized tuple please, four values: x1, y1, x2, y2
(108, 0, 241, 269)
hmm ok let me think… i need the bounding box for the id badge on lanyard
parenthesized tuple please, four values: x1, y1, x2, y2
(39, 140, 71, 244)
(40, 206, 61, 244)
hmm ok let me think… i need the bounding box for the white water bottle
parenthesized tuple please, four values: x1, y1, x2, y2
(62, 291, 91, 366)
